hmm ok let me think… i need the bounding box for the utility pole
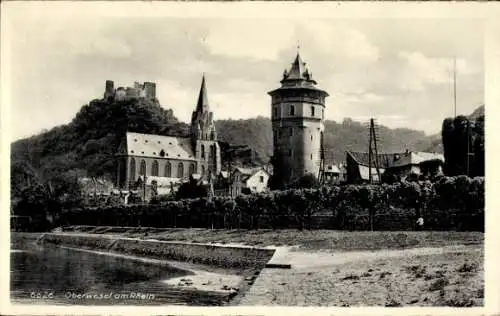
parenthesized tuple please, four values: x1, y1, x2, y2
(453, 57, 457, 118)
(367, 119, 381, 184)
(318, 132, 325, 184)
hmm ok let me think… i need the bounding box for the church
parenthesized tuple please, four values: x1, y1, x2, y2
(115, 75, 222, 194)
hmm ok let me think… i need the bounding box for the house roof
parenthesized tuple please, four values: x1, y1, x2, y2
(78, 177, 114, 194)
(347, 151, 444, 169)
(325, 165, 341, 174)
(125, 132, 196, 161)
(233, 167, 268, 182)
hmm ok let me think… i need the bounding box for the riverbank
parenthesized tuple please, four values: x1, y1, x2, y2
(57, 225, 484, 251)
(16, 228, 484, 306)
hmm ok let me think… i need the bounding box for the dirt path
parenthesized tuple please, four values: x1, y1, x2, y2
(241, 244, 483, 306)
(270, 244, 482, 271)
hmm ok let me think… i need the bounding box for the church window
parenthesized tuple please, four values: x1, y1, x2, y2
(311, 106, 315, 117)
(177, 162, 184, 178)
(164, 162, 172, 177)
(152, 160, 159, 176)
(189, 163, 195, 176)
(139, 160, 146, 176)
(130, 158, 136, 182)
(289, 105, 295, 116)
(210, 144, 216, 160)
(201, 144, 205, 159)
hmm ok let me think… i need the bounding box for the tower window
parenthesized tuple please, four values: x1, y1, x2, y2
(311, 106, 315, 117)
(311, 154, 313, 160)
(201, 144, 205, 159)
(289, 105, 295, 116)
(311, 134, 313, 141)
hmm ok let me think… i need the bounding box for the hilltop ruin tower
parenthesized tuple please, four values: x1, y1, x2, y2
(268, 52, 329, 186)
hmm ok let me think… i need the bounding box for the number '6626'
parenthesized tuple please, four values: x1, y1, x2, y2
(30, 291, 54, 299)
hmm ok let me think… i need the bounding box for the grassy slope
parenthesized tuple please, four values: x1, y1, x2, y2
(60, 226, 483, 251)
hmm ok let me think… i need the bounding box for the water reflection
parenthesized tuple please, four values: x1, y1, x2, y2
(11, 236, 230, 305)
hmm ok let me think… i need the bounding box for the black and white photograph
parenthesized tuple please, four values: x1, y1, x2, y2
(1, 2, 498, 314)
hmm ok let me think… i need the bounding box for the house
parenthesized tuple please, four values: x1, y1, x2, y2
(216, 167, 270, 197)
(346, 150, 444, 184)
(231, 167, 270, 196)
(324, 164, 342, 184)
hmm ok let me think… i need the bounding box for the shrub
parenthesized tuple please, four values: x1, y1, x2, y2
(58, 176, 484, 231)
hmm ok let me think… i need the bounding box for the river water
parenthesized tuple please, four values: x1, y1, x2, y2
(10, 233, 231, 306)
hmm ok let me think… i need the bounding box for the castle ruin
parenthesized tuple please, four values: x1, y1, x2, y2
(104, 80, 157, 102)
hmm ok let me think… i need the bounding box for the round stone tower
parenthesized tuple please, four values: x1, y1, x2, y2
(268, 52, 329, 186)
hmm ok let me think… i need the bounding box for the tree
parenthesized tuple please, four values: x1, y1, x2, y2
(288, 173, 321, 189)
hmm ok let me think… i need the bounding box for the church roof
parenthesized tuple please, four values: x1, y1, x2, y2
(196, 75, 209, 112)
(125, 132, 196, 161)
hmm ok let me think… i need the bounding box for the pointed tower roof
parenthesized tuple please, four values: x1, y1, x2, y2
(287, 53, 307, 80)
(281, 52, 317, 84)
(196, 74, 209, 111)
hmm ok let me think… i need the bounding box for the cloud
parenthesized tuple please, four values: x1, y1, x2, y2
(205, 19, 294, 61)
(296, 20, 380, 64)
(397, 51, 481, 92)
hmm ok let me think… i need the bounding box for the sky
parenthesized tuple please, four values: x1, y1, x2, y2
(3, 4, 484, 141)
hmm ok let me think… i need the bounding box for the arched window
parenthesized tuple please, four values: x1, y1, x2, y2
(151, 160, 159, 176)
(164, 161, 172, 177)
(201, 144, 205, 159)
(129, 158, 136, 182)
(139, 159, 146, 176)
(189, 163, 195, 176)
(211, 145, 217, 162)
(177, 162, 184, 178)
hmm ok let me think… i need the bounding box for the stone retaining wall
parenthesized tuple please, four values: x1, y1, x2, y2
(40, 233, 275, 269)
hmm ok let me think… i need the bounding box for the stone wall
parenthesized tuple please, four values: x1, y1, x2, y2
(39, 233, 275, 269)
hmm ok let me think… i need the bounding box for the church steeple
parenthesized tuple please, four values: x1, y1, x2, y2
(191, 74, 217, 142)
(196, 74, 209, 112)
